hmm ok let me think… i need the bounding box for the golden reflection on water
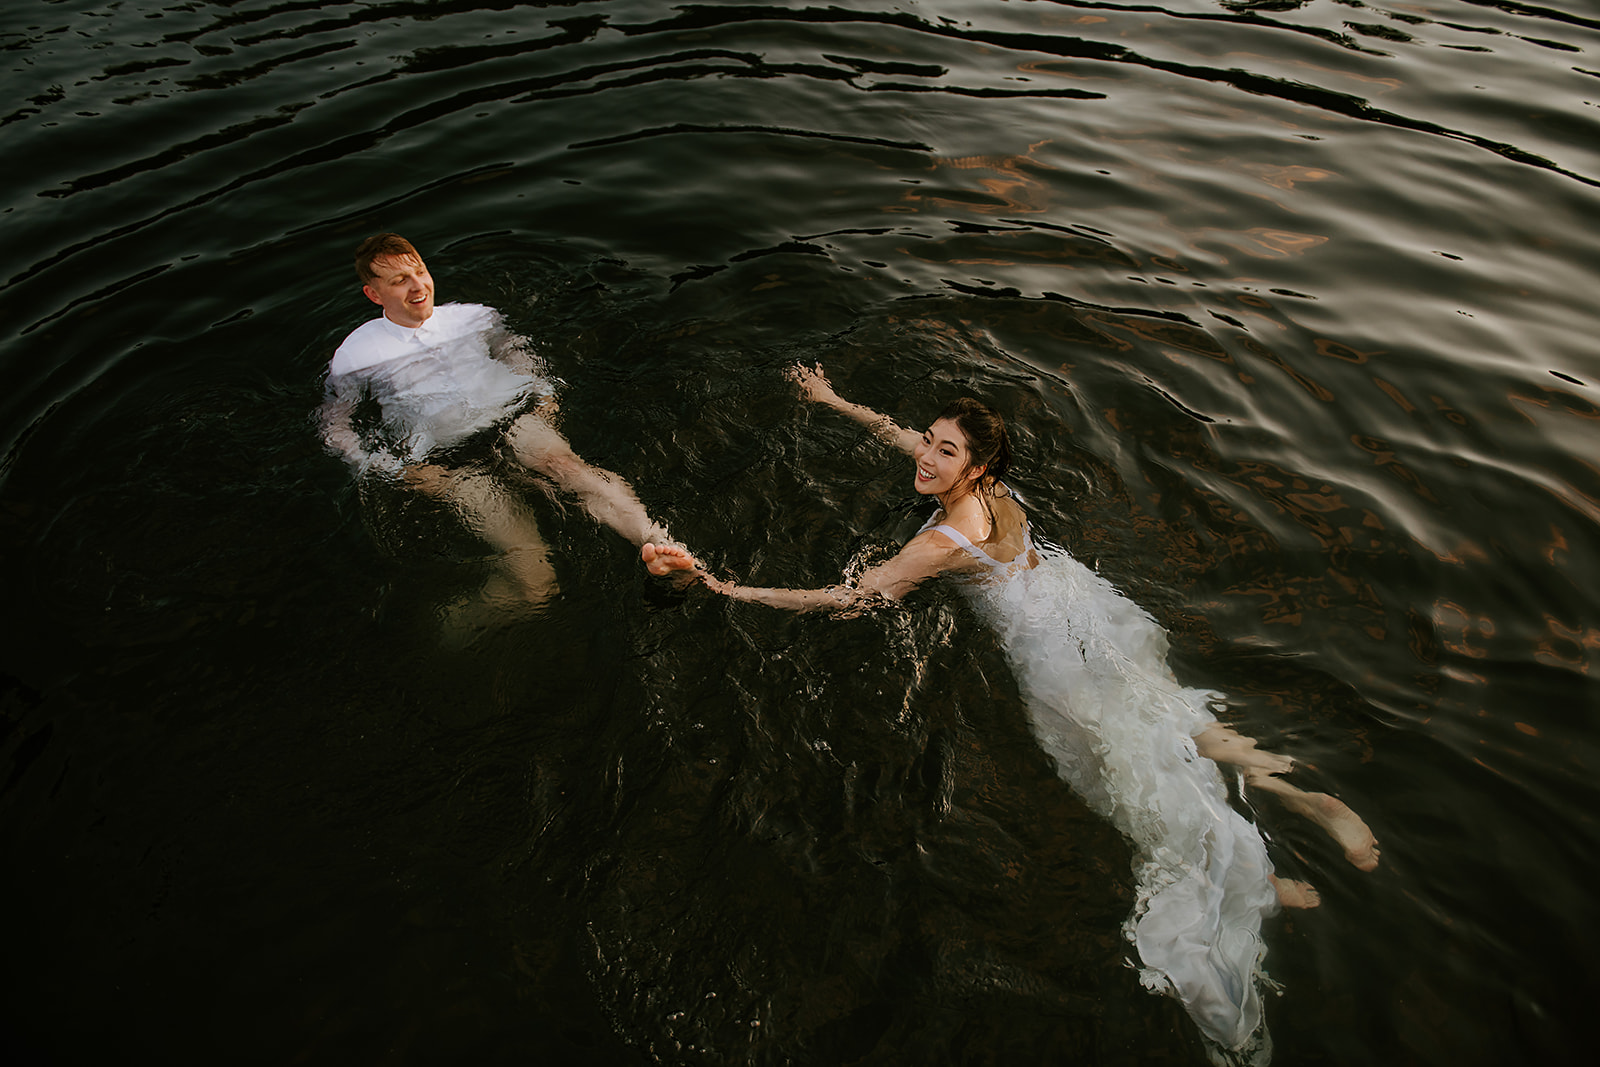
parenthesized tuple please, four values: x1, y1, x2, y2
(906, 139, 1057, 215)
(1507, 385, 1600, 425)
(1314, 338, 1383, 363)
(1533, 614, 1599, 675)
(1239, 163, 1338, 191)
(1239, 334, 1336, 401)
(1350, 433, 1441, 504)
(1432, 599, 1495, 661)
(1094, 312, 1234, 361)
(1373, 378, 1417, 412)
(1200, 227, 1329, 260)
(1430, 395, 1469, 425)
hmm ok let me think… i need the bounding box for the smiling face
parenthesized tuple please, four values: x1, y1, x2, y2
(912, 417, 985, 499)
(361, 253, 435, 328)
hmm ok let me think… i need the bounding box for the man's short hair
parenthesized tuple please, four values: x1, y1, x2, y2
(354, 233, 421, 283)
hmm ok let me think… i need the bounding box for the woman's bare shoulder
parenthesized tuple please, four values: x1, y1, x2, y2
(904, 525, 968, 556)
(935, 494, 995, 543)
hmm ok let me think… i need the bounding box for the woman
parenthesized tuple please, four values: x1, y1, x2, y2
(644, 368, 1378, 1055)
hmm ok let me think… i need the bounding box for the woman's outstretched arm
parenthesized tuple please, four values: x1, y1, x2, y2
(790, 365, 920, 455)
(648, 530, 967, 613)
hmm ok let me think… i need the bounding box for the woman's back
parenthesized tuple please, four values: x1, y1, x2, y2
(922, 486, 1038, 577)
(977, 490, 1035, 567)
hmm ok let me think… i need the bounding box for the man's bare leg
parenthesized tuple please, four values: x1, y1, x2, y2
(1196, 723, 1381, 872)
(406, 463, 559, 611)
(506, 413, 674, 548)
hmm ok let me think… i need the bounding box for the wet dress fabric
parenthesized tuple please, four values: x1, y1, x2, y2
(922, 498, 1279, 1054)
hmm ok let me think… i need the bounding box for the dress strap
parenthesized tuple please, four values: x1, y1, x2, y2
(926, 523, 977, 552)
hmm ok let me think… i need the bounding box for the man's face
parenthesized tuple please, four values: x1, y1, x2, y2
(362, 253, 435, 328)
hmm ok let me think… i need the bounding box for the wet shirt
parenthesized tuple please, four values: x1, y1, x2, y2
(326, 303, 551, 461)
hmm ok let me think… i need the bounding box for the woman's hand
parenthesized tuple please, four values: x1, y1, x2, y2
(788, 363, 838, 405)
(700, 572, 738, 597)
(787, 363, 919, 455)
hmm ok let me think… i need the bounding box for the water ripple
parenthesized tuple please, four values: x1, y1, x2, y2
(2, 2, 1598, 1064)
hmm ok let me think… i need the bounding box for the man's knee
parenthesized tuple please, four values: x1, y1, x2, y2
(506, 416, 578, 474)
(515, 441, 582, 480)
(403, 462, 459, 499)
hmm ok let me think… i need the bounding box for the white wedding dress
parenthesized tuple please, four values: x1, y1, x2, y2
(924, 502, 1279, 1059)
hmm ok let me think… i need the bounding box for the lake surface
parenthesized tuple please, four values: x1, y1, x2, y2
(3, 1, 1597, 1064)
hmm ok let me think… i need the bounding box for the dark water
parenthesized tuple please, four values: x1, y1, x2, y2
(3, 0, 1598, 1063)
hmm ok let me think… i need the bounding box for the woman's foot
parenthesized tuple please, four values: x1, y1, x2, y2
(1250, 775, 1382, 872)
(1270, 875, 1321, 909)
(1195, 724, 1295, 777)
(1196, 723, 1381, 872)
(1304, 793, 1382, 871)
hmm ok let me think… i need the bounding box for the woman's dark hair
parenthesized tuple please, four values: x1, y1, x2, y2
(938, 396, 1012, 490)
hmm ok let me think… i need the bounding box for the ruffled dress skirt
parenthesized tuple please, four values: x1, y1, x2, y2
(973, 549, 1279, 1057)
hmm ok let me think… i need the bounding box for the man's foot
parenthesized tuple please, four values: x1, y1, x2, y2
(1270, 875, 1321, 909)
(642, 542, 701, 577)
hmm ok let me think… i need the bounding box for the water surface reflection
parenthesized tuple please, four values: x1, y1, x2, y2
(3, 1, 1598, 1064)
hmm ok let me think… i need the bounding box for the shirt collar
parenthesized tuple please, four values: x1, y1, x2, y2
(376, 311, 433, 344)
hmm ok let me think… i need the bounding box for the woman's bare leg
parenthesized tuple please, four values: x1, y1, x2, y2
(1196, 723, 1381, 872)
(1193, 723, 1294, 777)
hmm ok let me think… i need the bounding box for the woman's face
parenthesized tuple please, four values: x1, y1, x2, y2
(913, 417, 983, 497)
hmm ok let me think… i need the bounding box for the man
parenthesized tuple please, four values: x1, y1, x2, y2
(321, 233, 683, 619)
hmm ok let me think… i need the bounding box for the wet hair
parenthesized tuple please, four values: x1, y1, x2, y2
(354, 233, 422, 283)
(937, 396, 1012, 491)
